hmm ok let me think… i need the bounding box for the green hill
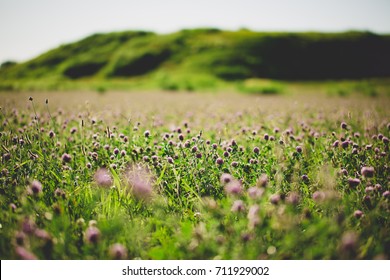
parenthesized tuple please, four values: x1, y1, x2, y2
(1, 29, 390, 91)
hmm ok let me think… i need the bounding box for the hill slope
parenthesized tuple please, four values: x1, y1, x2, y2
(1, 29, 390, 91)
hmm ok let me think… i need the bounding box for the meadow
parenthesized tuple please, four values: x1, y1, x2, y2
(0, 87, 389, 260)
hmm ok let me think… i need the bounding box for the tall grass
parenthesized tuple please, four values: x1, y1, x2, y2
(0, 91, 388, 259)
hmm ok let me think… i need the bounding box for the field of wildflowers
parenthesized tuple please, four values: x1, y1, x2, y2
(0, 90, 388, 259)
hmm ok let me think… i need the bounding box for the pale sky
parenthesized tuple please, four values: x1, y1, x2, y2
(1, 0, 389, 64)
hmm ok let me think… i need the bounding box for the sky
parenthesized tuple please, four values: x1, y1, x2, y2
(1, 0, 390, 64)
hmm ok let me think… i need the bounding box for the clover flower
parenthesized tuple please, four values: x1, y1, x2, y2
(85, 226, 101, 245)
(353, 210, 363, 218)
(61, 153, 72, 163)
(94, 168, 113, 187)
(247, 205, 260, 228)
(348, 178, 360, 188)
(126, 165, 153, 200)
(109, 243, 128, 259)
(231, 200, 245, 212)
(224, 180, 243, 196)
(220, 173, 233, 185)
(15, 246, 38, 260)
(30, 180, 42, 195)
(216, 157, 224, 165)
(247, 187, 265, 199)
(361, 166, 375, 178)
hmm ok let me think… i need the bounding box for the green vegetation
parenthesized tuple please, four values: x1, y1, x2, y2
(0, 28, 389, 259)
(1, 29, 390, 92)
(0, 91, 389, 260)
(237, 79, 285, 95)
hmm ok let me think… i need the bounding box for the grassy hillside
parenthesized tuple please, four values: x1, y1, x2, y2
(1, 29, 390, 91)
